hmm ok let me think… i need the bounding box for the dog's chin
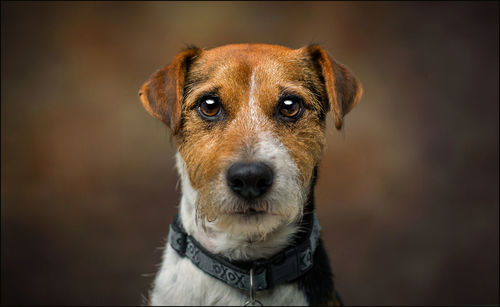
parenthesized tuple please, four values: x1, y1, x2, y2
(210, 208, 297, 238)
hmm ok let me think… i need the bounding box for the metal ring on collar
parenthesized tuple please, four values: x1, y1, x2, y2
(243, 268, 263, 306)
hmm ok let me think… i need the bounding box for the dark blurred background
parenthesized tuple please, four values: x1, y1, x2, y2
(1, 1, 498, 305)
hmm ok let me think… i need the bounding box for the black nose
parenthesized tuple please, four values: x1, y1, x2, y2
(226, 162, 274, 200)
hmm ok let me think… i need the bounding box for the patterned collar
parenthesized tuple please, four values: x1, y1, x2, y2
(168, 213, 321, 292)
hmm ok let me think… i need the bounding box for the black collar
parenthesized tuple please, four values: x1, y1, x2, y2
(168, 213, 321, 292)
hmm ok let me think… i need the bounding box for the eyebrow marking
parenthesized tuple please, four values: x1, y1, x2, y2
(279, 84, 320, 110)
(186, 86, 220, 109)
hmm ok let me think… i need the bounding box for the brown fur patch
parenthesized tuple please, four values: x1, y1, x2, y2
(305, 45, 363, 129)
(140, 43, 362, 225)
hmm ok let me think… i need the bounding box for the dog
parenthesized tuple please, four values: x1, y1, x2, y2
(139, 43, 362, 306)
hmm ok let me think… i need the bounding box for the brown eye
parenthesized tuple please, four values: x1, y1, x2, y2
(199, 98, 221, 118)
(279, 99, 301, 118)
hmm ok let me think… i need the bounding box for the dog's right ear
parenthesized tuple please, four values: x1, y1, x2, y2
(139, 47, 201, 134)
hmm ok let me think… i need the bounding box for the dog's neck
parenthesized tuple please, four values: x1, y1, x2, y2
(149, 154, 328, 306)
(176, 153, 301, 261)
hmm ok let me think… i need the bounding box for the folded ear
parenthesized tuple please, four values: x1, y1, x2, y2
(139, 47, 201, 134)
(306, 45, 363, 129)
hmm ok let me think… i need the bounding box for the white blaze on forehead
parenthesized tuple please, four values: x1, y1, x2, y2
(248, 70, 258, 120)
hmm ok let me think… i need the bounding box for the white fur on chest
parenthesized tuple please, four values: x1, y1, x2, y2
(150, 244, 308, 306)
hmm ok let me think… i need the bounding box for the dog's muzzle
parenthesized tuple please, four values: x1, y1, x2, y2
(226, 162, 274, 200)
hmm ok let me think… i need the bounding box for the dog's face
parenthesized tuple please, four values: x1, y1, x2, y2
(140, 44, 361, 237)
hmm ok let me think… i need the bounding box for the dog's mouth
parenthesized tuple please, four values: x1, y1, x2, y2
(232, 207, 268, 216)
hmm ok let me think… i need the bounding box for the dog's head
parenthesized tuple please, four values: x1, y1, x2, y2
(140, 44, 362, 237)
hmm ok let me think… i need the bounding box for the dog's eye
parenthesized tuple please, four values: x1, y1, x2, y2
(199, 98, 221, 118)
(278, 98, 302, 119)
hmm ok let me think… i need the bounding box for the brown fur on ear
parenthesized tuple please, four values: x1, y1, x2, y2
(139, 47, 201, 134)
(306, 45, 363, 129)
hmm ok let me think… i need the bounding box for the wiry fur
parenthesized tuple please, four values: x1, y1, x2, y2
(177, 128, 305, 260)
(149, 153, 309, 305)
(140, 43, 362, 306)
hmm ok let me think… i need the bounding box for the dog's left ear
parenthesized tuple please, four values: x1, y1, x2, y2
(139, 47, 201, 134)
(305, 45, 363, 129)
